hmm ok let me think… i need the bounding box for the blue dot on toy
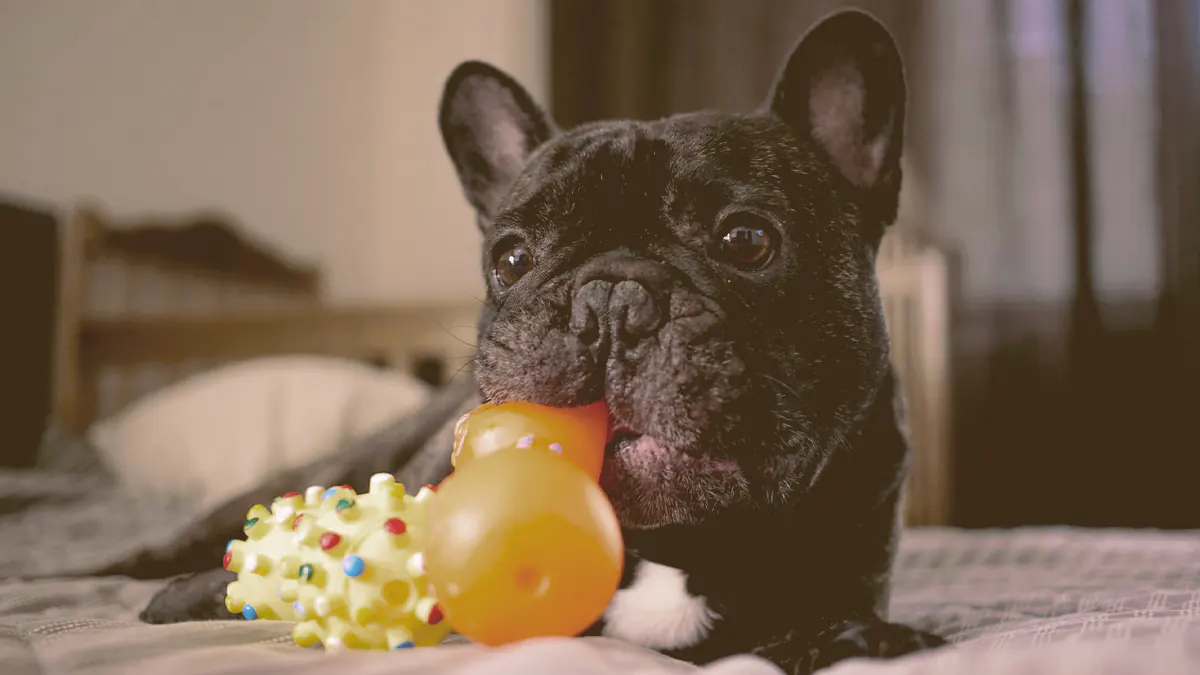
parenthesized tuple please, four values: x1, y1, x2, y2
(322, 487, 338, 500)
(343, 554, 365, 577)
(292, 600, 305, 619)
(393, 640, 415, 650)
(226, 539, 235, 552)
(242, 604, 258, 621)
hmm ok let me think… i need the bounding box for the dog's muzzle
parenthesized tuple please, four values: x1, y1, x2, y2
(569, 252, 671, 360)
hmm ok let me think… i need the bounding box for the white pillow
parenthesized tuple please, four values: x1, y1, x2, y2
(88, 355, 431, 510)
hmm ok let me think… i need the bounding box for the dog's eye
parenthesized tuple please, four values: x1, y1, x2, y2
(714, 214, 777, 270)
(493, 242, 535, 287)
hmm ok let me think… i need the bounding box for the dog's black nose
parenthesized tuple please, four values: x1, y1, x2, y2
(569, 252, 669, 357)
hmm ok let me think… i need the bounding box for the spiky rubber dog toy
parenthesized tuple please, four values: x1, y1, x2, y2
(222, 473, 450, 650)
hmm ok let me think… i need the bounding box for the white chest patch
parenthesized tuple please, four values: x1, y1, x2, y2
(601, 561, 720, 651)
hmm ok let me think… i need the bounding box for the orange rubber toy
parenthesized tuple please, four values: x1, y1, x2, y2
(435, 400, 621, 645)
(451, 401, 610, 481)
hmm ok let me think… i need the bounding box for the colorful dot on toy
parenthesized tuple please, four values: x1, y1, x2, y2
(343, 555, 366, 578)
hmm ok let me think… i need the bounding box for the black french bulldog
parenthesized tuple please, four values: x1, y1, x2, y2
(126, 9, 944, 674)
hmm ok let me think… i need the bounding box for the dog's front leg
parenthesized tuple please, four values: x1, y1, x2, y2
(751, 615, 945, 675)
(141, 568, 238, 624)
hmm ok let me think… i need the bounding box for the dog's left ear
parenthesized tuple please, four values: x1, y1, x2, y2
(439, 61, 557, 228)
(766, 10, 906, 227)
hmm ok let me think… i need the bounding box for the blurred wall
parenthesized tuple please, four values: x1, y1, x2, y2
(0, 0, 548, 304)
(924, 0, 1159, 309)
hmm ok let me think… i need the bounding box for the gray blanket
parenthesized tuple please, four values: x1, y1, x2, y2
(3, 427, 1198, 674)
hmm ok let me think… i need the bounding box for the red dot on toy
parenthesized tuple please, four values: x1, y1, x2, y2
(222, 551, 233, 570)
(384, 518, 408, 535)
(423, 483, 438, 493)
(319, 532, 342, 551)
(282, 491, 300, 498)
(291, 514, 305, 530)
(428, 604, 445, 625)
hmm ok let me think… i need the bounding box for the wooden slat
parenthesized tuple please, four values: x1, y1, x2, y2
(879, 247, 953, 526)
(79, 304, 480, 368)
(79, 204, 321, 293)
(52, 209, 90, 432)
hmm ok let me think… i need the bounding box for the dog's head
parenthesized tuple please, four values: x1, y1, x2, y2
(438, 10, 906, 529)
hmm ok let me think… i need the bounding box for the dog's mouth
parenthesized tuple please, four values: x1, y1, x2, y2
(603, 424, 681, 463)
(605, 425, 640, 453)
(598, 419, 746, 529)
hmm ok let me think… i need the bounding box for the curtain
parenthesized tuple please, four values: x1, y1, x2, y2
(1153, 0, 1200, 367)
(546, 0, 1199, 528)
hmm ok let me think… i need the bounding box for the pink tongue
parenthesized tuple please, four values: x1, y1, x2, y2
(615, 436, 678, 473)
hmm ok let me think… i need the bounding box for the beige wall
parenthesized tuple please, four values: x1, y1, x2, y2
(0, 0, 548, 304)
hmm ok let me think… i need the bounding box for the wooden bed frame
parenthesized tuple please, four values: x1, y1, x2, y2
(51, 205, 479, 434)
(50, 204, 951, 525)
(878, 231, 954, 528)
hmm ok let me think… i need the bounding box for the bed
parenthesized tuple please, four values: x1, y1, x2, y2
(2, 203, 1196, 674)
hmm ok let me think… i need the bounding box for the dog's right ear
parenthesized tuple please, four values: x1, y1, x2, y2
(765, 10, 906, 230)
(439, 61, 557, 229)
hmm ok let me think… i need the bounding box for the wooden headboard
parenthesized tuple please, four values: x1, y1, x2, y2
(52, 205, 478, 433)
(51, 204, 951, 525)
(878, 229, 953, 527)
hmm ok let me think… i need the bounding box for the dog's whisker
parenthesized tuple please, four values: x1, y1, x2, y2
(446, 356, 480, 383)
(484, 335, 515, 354)
(432, 316, 480, 351)
(758, 372, 805, 405)
(468, 293, 496, 309)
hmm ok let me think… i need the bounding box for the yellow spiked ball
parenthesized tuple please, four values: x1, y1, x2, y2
(222, 474, 451, 651)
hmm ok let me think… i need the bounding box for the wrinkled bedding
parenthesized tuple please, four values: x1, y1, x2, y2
(3, 428, 1198, 674)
